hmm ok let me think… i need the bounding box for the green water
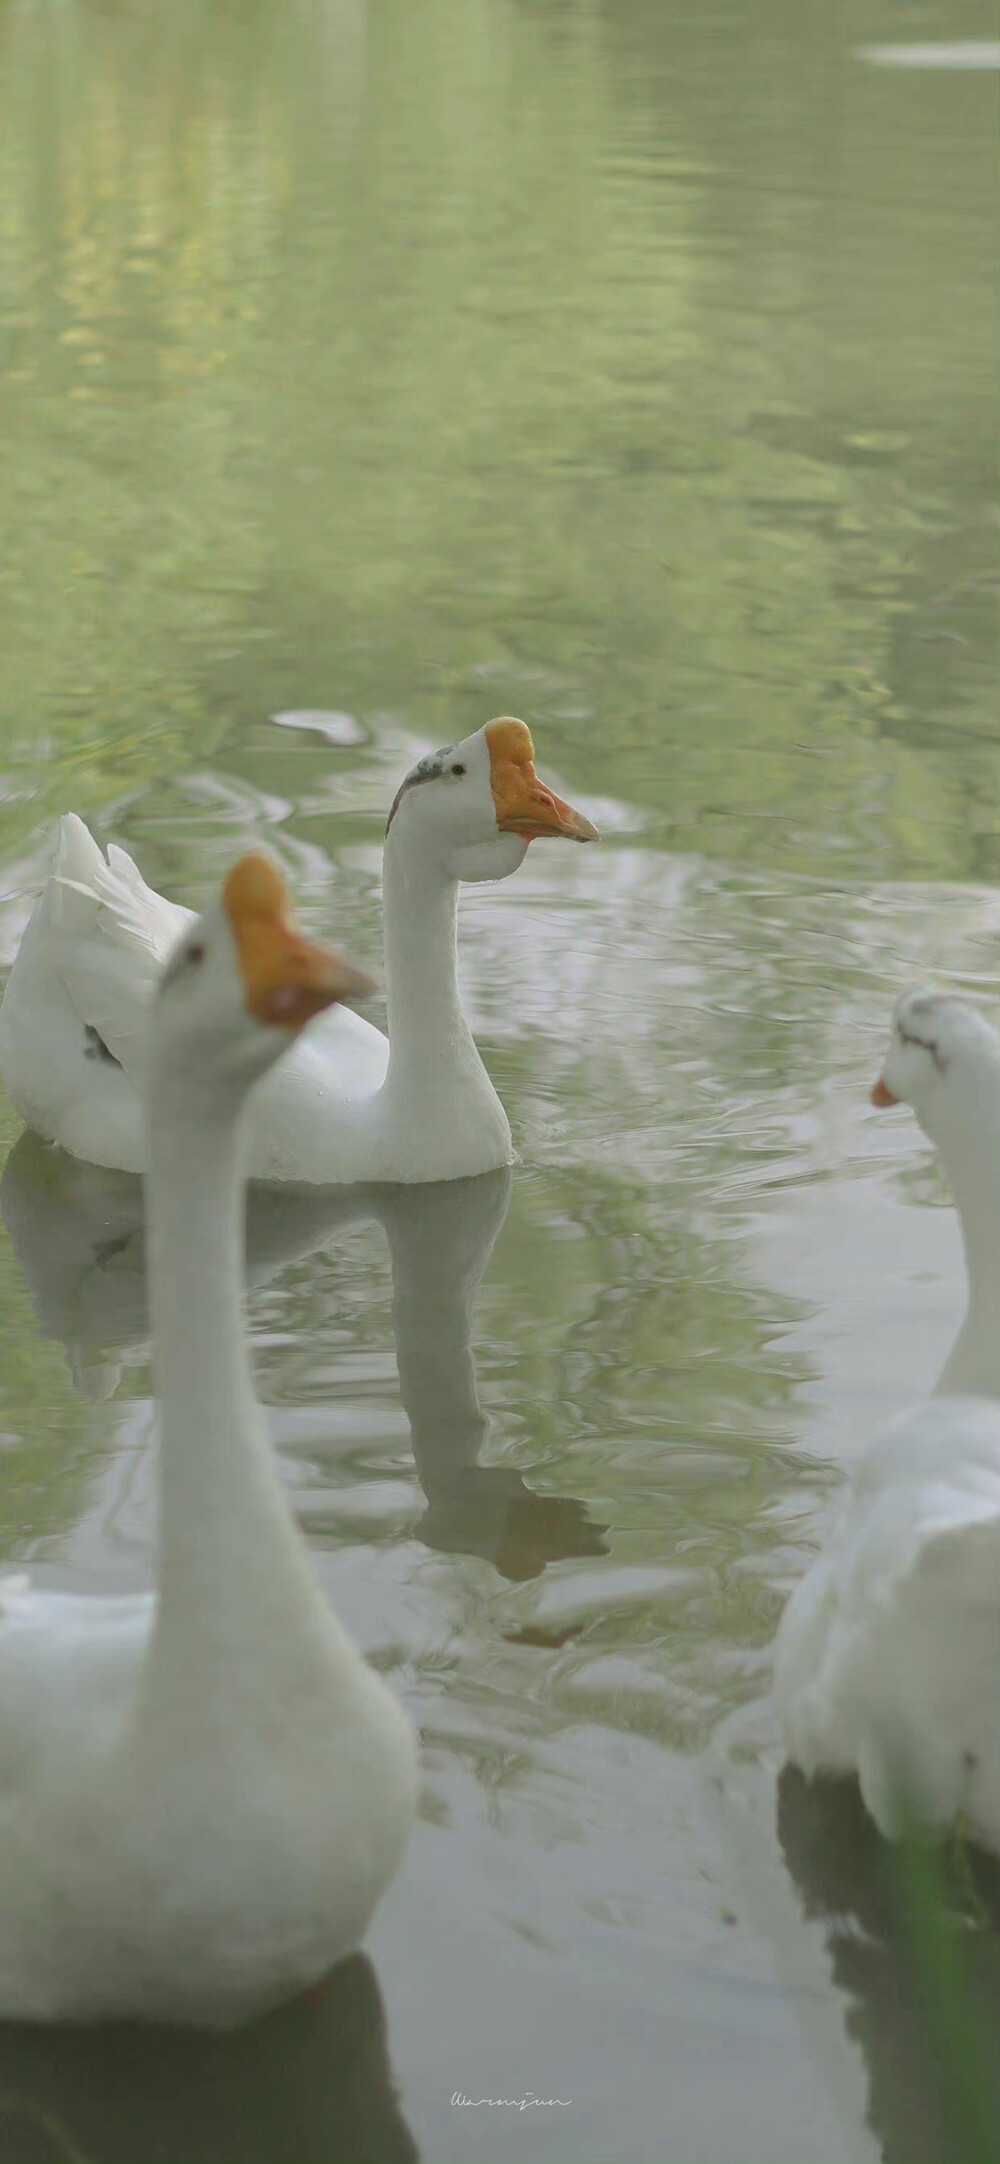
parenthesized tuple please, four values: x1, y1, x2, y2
(0, 2, 997, 2159)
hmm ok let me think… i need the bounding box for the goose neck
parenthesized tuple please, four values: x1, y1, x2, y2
(933, 1108, 1000, 1398)
(381, 841, 467, 1061)
(134, 1072, 347, 1739)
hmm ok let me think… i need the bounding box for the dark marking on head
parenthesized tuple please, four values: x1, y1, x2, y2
(896, 996, 962, 1074)
(385, 746, 455, 834)
(161, 936, 206, 992)
(896, 1022, 945, 1072)
(84, 1025, 121, 1068)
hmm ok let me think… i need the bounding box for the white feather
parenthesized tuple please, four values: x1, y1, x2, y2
(0, 878, 417, 2027)
(0, 762, 523, 1181)
(775, 1399, 1000, 1848)
(775, 991, 1000, 1849)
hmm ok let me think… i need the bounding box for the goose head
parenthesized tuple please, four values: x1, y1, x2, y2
(872, 990, 1000, 1144)
(152, 854, 374, 1099)
(385, 716, 599, 883)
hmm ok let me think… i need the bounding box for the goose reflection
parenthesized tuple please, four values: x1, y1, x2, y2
(0, 1135, 605, 1579)
(0, 1952, 416, 2164)
(776, 1764, 1000, 2164)
(382, 1172, 607, 1578)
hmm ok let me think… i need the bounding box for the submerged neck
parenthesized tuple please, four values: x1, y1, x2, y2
(380, 1176, 510, 1496)
(931, 1102, 1000, 1399)
(135, 1070, 343, 1735)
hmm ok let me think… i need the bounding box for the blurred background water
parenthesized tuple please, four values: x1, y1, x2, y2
(0, 2, 997, 2159)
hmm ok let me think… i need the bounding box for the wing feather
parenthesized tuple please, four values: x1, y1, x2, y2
(46, 820, 192, 1079)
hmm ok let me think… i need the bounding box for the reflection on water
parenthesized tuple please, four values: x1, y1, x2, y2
(0, 0, 996, 884)
(0, 1144, 607, 1581)
(0, 0, 997, 2157)
(385, 1173, 609, 1578)
(0, 1954, 416, 2164)
(778, 1768, 1000, 2164)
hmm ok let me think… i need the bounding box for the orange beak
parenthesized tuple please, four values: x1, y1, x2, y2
(222, 854, 375, 1030)
(487, 717, 599, 843)
(871, 1075, 900, 1107)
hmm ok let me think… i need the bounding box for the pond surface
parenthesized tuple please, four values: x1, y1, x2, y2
(0, 2, 997, 2159)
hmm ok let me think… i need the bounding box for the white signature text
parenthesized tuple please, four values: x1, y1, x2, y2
(451, 2092, 571, 2110)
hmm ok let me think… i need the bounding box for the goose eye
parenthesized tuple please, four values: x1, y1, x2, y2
(451, 762, 467, 777)
(186, 942, 206, 966)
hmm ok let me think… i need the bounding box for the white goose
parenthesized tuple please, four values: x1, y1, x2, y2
(774, 992, 1000, 1850)
(0, 717, 597, 1183)
(0, 856, 417, 2027)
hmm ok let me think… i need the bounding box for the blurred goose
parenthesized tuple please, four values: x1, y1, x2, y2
(0, 719, 597, 1182)
(774, 992, 1000, 1850)
(0, 858, 417, 2026)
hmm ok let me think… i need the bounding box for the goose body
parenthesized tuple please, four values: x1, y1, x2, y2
(0, 1578, 411, 2028)
(0, 719, 597, 1183)
(775, 993, 1000, 1850)
(0, 859, 417, 2027)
